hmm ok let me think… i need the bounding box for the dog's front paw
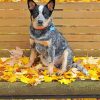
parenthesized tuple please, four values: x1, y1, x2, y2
(56, 69, 66, 76)
(24, 63, 32, 67)
(48, 65, 54, 76)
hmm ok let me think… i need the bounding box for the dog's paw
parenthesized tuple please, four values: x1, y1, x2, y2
(47, 67, 54, 76)
(24, 63, 32, 67)
(56, 70, 66, 76)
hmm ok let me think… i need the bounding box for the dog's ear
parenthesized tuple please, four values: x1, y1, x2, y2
(46, 0, 55, 11)
(27, 0, 37, 11)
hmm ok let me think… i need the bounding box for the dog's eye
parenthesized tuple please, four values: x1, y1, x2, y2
(32, 10, 39, 18)
(43, 12, 49, 19)
(44, 13, 48, 18)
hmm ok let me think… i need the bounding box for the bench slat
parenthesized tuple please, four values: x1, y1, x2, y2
(0, 2, 100, 10)
(0, 26, 100, 35)
(0, 34, 100, 42)
(0, 81, 100, 98)
(0, 49, 100, 57)
(0, 41, 99, 49)
(1, 10, 100, 19)
(0, 19, 100, 26)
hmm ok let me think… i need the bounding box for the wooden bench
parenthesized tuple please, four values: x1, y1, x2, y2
(0, 2, 100, 99)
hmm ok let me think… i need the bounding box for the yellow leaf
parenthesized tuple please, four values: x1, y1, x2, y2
(44, 76, 52, 82)
(42, 70, 48, 75)
(59, 79, 71, 85)
(70, 78, 76, 82)
(51, 75, 58, 81)
(27, 68, 38, 76)
(5, 65, 13, 72)
(19, 75, 30, 84)
(88, 70, 97, 75)
(0, 58, 3, 63)
(28, 78, 36, 85)
(91, 75, 99, 80)
(8, 75, 17, 82)
(20, 57, 29, 65)
(57, 0, 65, 2)
(2, 72, 16, 82)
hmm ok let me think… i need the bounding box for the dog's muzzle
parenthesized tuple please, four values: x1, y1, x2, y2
(38, 20, 43, 26)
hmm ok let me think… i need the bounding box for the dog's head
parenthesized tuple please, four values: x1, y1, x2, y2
(27, 0, 55, 30)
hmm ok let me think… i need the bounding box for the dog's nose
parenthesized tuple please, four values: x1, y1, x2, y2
(38, 20, 43, 25)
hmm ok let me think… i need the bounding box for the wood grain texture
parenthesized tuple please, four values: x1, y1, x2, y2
(0, 2, 100, 10)
(1, 10, 100, 19)
(0, 49, 100, 57)
(0, 18, 100, 26)
(0, 2, 99, 55)
(0, 41, 99, 49)
(0, 26, 100, 34)
(0, 34, 100, 42)
(0, 81, 99, 98)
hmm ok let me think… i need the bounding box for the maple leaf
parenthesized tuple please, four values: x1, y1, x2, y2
(0, 55, 100, 85)
(0, 66, 6, 71)
(91, 75, 99, 80)
(5, 47, 23, 66)
(44, 76, 52, 82)
(8, 75, 17, 82)
(28, 78, 36, 85)
(51, 75, 58, 81)
(0, 58, 3, 64)
(1, 72, 16, 82)
(58, 79, 71, 85)
(9, 47, 23, 59)
(70, 78, 76, 82)
(41, 70, 48, 75)
(5, 65, 13, 72)
(0, 72, 4, 76)
(19, 75, 30, 84)
(20, 57, 29, 65)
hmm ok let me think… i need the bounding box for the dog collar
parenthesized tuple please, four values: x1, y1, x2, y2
(50, 26, 55, 32)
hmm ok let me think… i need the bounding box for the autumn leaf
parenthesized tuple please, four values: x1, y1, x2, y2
(0, 66, 6, 71)
(42, 70, 48, 75)
(20, 57, 29, 65)
(1, 72, 16, 82)
(0, 58, 3, 64)
(5, 65, 13, 72)
(44, 76, 53, 82)
(9, 47, 23, 58)
(91, 75, 99, 80)
(0, 50, 100, 85)
(19, 75, 30, 84)
(70, 78, 76, 82)
(58, 79, 71, 85)
(8, 74, 17, 82)
(28, 78, 36, 85)
(51, 75, 59, 81)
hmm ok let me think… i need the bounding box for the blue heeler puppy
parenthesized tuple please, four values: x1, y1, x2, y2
(26, 0, 89, 75)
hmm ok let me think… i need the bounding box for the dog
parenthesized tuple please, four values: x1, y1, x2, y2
(26, 0, 89, 75)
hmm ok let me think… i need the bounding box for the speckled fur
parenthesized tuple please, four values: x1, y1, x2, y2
(30, 23, 74, 68)
(27, 0, 89, 75)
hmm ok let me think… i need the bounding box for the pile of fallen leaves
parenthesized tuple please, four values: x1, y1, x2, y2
(0, 47, 100, 86)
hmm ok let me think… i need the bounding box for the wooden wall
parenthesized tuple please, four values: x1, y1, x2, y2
(0, 2, 100, 56)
